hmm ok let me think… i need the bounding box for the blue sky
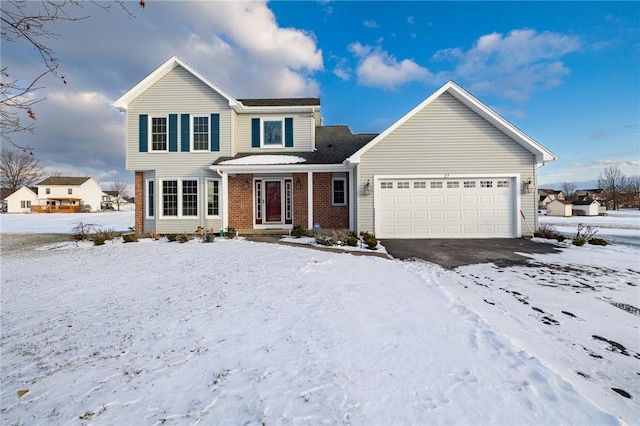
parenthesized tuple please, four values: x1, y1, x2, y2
(3, 1, 638, 190)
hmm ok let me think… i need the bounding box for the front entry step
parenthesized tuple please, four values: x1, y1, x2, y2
(237, 228, 291, 236)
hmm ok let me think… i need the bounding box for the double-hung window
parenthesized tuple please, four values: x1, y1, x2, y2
(206, 179, 220, 217)
(146, 178, 155, 219)
(332, 177, 347, 206)
(151, 117, 168, 151)
(182, 180, 198, 217)
(162, 180, 178, 216)
(160, 179, 200, 218)
(192, 115, 209, 151)
(262, 119, 284, 146)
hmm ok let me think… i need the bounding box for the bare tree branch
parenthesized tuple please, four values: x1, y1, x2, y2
(0, 146, 46, 190)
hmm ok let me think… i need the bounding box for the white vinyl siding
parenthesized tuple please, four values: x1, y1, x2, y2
(357, 92, 537, 236)
(233, 113, 314, 153)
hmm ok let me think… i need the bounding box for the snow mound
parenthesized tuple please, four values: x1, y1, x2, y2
(219, 155, 306, 165)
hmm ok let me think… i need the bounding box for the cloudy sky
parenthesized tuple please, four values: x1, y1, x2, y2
(3, 1, 639, 191)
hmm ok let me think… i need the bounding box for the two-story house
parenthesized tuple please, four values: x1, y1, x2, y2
(33, 177, 104, 213)
(113, 56, 556, 238)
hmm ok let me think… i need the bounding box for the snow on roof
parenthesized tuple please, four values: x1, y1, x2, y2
(219, 155, 307, 165)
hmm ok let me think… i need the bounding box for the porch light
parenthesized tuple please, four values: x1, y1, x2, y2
(364, 179, 372, 196)
(523, 178, 534, 194)
(296, 178, 301, 189)
(243, 179, 249, 190)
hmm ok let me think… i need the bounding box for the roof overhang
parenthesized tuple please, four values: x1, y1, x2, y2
(212, 163, 348, 174)
(347, 80, 558, 165)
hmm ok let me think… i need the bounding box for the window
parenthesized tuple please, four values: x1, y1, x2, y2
(192, 116, 209, 151)
(206, 179, 220, 216)
(447, 181, 460, 189)
(21, 200, 31, 208)
(380, 182, 393, 189)
(146, 179, 155, 218)
(285, 180, 292, 223)
(430, 181, 443, 189)
(151, 117, 167, 151)
(68, 188, 73, 194)
(162, 180, 178, 216)
(463, 181, 476, 188)
(182, 180, 198, 216)
(497, 180, 510, 188)
(414, 181, 426, 189)
(263, 119, 283, 146)
(397, 182, 410, 189)
(332, 177, 346, 205)
(480, 180, 493, 188)
(46, 188, 51, 194)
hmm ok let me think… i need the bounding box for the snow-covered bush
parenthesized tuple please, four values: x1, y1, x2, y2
(573, 224, 598, 246)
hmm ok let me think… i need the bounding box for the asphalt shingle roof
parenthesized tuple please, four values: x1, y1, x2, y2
(37, 177, 91, 186)
(238, 98, 320, 107)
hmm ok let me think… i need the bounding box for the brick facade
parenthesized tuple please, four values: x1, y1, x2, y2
(312, 172, 349, 229)
(134, 171, 144, 235)
(292, 173, 308, 228)
(227, 173, 254, 230)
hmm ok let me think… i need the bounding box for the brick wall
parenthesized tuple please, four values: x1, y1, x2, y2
(228, 173, 254, 230)
(312, 172, 349, 229)
(292, 172, 308, 228)
(134, 171, 144, 235)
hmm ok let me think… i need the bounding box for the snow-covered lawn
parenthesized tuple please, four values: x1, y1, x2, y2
(1, 212, 638, 424)
(540, 209, 640, 246)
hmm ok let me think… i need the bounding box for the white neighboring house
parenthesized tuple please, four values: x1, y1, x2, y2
(5, 186, 38, 213)
(572, 199, 600, 216)
(546, 199, 573, 217)
(34, 177, 104, 213)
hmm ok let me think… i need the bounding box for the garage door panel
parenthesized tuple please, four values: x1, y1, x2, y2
(377, 177, 515, 238)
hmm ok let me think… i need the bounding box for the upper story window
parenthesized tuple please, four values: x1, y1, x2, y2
(68, 188, 73, 194)
(192, 115, 210, 151)
(263, 119, 284, 146)
(151, 116, 167, 151)
(45, 188, 51, 194)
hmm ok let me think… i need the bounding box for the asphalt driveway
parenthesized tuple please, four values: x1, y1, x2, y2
(382, 238, 562, 268)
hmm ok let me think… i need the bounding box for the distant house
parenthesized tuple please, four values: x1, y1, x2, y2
(572, 199, 601, 216)
(0, 188, 12, 212)
(538, 188, 565, 210)
(4, 186, 38, 213)
(33, 177, 104, 213)
(575, 188, 604, 202)
(546, 199, 573, 217)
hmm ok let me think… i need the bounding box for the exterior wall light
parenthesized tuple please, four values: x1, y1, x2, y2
(243, 179, 249, 190)
(523, 178, 534, 194)
(363, 179, 372, 196)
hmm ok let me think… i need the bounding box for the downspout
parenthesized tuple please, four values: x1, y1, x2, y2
(200, 168, 205, 230)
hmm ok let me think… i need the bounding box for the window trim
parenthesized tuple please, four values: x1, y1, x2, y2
(45, 188, 51, 194)
(68, 188, 73, 195)
(261, 118, 285, 148)
(159, 178, 200, 219)
(191, 114, 210, 152)
(146, 178, 155, 219)
(332, 177, 347, 206)
(149, 115, 169, 152)
(205, 178, 221, 218)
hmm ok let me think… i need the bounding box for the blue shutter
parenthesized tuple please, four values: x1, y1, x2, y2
(181, 114, 190, 152)
(169, 114, 178, 152)
(285, 117, 293, 147)
(139, 114, 148, 152)
(251, 118, 260, 148)
(210, 113, 220, 152)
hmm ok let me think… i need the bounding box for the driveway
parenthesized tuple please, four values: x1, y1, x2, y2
(382, 238, 562, 268)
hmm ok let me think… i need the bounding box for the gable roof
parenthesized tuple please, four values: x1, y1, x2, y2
(112, 56, 238, 111)
(37, 177, 91, 186)
(347, 80, 557, 164)
(573, 199, 599, 206)
(4, 186, 37, 199)
(1, 187, 16, 199)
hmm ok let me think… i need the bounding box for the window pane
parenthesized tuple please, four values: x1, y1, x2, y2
(414, 181, 426, 189)
(380, 182, 393, 189)
(480, 180, 493, 188)
(263, 120, 282, 145)
(193, 116, 209, 150)
(430, 181, 443, 189)
(463, 181, 476, 188)
(182, 180, 198, 216)
(207, 180, 219, 216)
(162, 180, 177, 216)
(147, 180, 155, 217)
(152, 117, 167, 151)
(333, 179, 345, 204)
(497, 180, 510, 188)
(447, 181, 460, 189)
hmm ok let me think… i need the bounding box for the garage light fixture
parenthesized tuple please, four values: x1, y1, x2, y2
(364, 179, 372, 196)
(523, 178, 534, 194)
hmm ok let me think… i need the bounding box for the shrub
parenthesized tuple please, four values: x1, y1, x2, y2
(534, 224, 559, 239)
(556, 235, 566, 242)
(346, 235, 358, 247)
(224, 227, 237, 239)
(588, 237, 608, 246)
(291, 225, 306, 238)
(122, 233, 138, 243)
(176, 233, 191, 243)
(572, 223, 598, 246)
(95, 227, 119, 241)
(147, 232, 161, 240)
(360, 231, 378, 250)
(166, 234, 178, 242)
(92, 236, 106, 246)
(71, 222, 97, 241)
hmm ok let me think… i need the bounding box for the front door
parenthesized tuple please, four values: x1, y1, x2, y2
(265, 181, 282, 222)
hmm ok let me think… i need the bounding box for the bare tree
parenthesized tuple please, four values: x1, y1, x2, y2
(0, 146, 46, 190)
(597, 166, 627, 210)
(110, 180, 129, 211)
(0, 0, 140, 149)
(626, 175, 640, 210)
(560, 182, 576, 200)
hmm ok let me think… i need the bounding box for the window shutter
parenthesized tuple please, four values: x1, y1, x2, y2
(180, 114, 190, 152)
(210, 113, 220, 151)
(285, 117, 293, 147)
(251, 118, 260, 148)
(169, 114, 178, 152)
(139, 114, 148, 152)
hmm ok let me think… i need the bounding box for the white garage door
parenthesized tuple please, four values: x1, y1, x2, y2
(376, 178, 516, 238)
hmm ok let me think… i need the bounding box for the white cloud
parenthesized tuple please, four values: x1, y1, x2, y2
(364, 20, 378, 28)
(433, 29, 581, 101)
(348, 42, 432, 89)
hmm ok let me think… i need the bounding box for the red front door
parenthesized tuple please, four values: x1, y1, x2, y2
(265, 181, 282, 222)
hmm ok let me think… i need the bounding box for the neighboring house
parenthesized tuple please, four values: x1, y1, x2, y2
(538, 188, 565, 210)
(575, 189, 604, 202)
(33, 177, 104, 213)
(546, 199, 573, 217)
(0, 188, 13, 212)
(112, 56, 557, 238)
(572, 199, 600, 216)
(4, 186, 38, 213)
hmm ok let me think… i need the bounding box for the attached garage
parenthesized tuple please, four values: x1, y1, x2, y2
(375, 177, 516, 238)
